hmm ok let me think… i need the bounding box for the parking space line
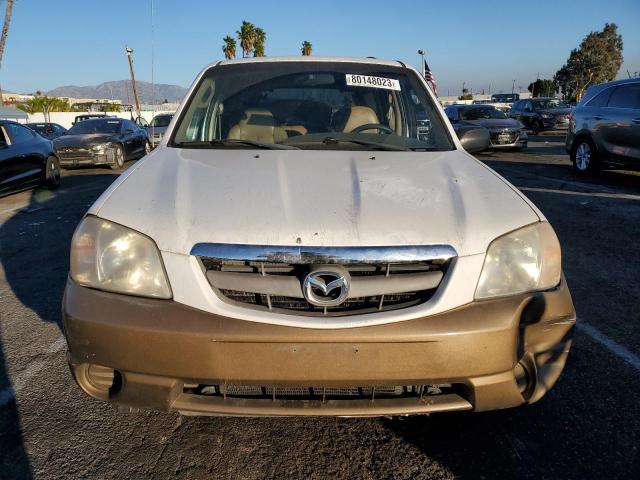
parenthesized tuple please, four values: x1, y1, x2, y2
(577, 320, 640, 371)
(518, 186, 640, 202)
(0, 336, 66, 407)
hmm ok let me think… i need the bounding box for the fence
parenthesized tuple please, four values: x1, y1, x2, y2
(25, 110, 176, 129)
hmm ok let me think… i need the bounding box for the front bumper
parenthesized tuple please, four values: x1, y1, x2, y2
(57, 148, 116, 167)
(542, 117, 570, 130)
(63, 278, 575, 416)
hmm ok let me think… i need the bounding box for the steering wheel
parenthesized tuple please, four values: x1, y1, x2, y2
(350, 123, 394, 134)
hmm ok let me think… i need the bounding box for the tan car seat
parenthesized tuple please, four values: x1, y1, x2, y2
(343, 106, 380, 133)
(227, 109, 287, 143)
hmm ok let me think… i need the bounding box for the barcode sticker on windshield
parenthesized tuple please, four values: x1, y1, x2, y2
(346, 74, 401, 91)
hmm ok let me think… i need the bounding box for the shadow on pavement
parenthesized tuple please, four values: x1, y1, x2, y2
(0, 173, 118, 479)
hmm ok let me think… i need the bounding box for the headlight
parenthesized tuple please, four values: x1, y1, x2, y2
(91, 144, 108, 153)
(475, 222, 561, 299)
(70, 216, 172, 299)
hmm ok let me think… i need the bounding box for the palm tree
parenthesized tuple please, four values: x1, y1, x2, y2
(301, 40, 312, 56)
(0, 0, 15, 105)
(222, 35, 236, 60)
(253, 27, 266, 57)
(236, 21, 255, 58)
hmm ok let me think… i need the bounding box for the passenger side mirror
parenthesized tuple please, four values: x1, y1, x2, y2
(458, 126, 490, 153)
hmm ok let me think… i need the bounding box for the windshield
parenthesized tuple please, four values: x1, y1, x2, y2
(68, 119, 122, 135)
(170, 62, 454, 151)
(150, 115, 172, 128)
(459, 107, 507, 120)
(533, 99, 568, 110)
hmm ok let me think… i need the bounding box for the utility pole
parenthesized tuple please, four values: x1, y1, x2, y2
(511, 79, 516, 95)
(126, 46, 141, 119)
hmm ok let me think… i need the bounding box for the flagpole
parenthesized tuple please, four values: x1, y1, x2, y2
(418, 49, 425, 76)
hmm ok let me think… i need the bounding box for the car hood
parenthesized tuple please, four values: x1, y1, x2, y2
(90, 148, 540, 257)
(54, 133, 117, 148)
(466, 118, 523, 130)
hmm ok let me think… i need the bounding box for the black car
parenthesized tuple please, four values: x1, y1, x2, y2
(566, 78, 640, 173)
(0, 120, 61, 197)
(53, 118, 150, 170)
(509, 98, 572, 134)
(445, 104, 527, 150)
(26, 122, 67, 140)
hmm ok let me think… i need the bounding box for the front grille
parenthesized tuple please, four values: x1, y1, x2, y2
(185, 383, 455, 401)
(195, 244, 454, 317)
(489, 129, 519, 145)
(57, 148, 94, 161)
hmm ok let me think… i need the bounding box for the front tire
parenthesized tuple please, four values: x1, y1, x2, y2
(571, 137, 599, 174)
(111, 144, 125, 170)
(144, 140, 151, 155)
(531, 120, 542, 135)
(44, 156, 61, 189)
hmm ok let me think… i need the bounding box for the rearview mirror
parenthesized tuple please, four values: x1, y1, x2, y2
(457, 126, 490, 153)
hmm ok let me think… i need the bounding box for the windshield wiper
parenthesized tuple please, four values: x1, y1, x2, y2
(174, 139, 299, 150)
(282, 136, 410, 151)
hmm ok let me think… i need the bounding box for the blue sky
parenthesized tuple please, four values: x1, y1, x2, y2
(2, 0, 639, 95)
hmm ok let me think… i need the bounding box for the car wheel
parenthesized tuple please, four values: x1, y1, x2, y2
(571, 137, 599, 174)
(111, 144, 125, 170)
(531, 120, 542, 135)
(144, 140, 151, 155)
(44, 155, 61, 189)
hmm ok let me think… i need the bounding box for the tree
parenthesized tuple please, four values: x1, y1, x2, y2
(0, 0, 15, 104)
(222, 35, 236, 60)
(554, 23, 623, 102)
(236, 21, 255, 58)
(17, 95, 70, 123)
(301, 40, 312, 56)
(253, 27, 266, 57)
(100, 103, 121, 112)
(528, 79, 557, 97)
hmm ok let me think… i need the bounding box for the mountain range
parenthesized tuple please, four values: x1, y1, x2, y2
(46, 80, 188, 104)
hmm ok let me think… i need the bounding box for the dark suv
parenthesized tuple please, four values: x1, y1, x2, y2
(509, 98, 572, 134)
(566, 78, 640, 173)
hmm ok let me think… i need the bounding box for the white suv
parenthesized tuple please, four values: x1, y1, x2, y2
(63, 57, 575, 416)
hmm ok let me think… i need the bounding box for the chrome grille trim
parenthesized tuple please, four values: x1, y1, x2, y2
(194, 244, 455, 316)
(191, 243, 457, 265)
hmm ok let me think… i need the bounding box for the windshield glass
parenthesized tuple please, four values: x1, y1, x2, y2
(68, 119, 122, 135)
(459, 107, 507, 120)
(151, 115, 172, 127)
(533, 99, 568, 110)
(170, 62, 454, 151)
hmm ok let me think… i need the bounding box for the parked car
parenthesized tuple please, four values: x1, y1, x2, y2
(0, 120, 61, 197)
(509, 98, 572, 134)
(63, 57, 575, 417)
(26, 122, 67, 140)
(146, 113, 173, 147)
(72, 113, 113, 125)
(566, 78, 640, 173)
(54, 117, 149, 170)
(491, 93, 520, 104)
(445, 104, 527, 150)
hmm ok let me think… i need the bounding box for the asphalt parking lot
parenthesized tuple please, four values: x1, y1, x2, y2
(1, 135, 639, 479)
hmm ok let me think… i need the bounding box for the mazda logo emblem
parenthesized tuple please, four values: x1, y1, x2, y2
(302, 269, 350, 307)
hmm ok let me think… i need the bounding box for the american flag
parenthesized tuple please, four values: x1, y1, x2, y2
(423, 60, 438, 97)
